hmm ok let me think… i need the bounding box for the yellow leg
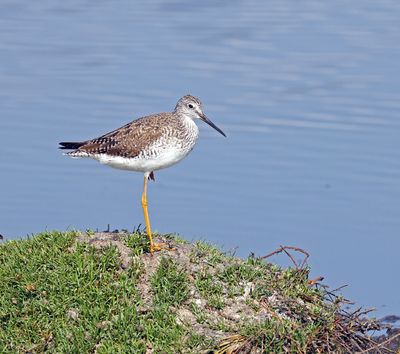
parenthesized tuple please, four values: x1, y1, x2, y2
(141, 175, 174, 253)
(141, 175, 155, 252)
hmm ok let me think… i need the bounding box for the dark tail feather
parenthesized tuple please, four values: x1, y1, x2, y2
(59, 141, 86, 150)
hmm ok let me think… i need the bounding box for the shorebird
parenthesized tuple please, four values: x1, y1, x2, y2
(59, 95, 226, 253)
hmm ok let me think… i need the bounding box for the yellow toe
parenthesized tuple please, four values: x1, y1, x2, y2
(150, 242, 176, 253)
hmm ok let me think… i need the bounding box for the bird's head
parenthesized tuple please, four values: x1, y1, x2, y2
(174, 95, 226, 137)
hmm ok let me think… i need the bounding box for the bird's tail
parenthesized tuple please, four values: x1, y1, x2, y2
(59, 141, 86, 150)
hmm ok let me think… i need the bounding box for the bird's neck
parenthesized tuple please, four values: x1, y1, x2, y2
(177, 113, 199, 138)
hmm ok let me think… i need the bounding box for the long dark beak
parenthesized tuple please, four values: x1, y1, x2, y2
(199, 113, 226, 137)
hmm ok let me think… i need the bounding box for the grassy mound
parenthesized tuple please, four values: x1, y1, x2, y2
(0, 231, 396, 353)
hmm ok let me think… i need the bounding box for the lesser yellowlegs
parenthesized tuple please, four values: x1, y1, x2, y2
(59, 95, 226, 253)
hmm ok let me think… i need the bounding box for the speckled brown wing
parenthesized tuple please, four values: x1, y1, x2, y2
(75, 113, 168, 158)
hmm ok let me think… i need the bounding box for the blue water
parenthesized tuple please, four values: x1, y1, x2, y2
(1, 1, 400, 319)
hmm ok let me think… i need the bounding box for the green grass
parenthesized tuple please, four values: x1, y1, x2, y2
(0, 232, 147, 353)
(0, 231, 387, 353)
(0, 231, 206, 353)
(151, 257, 189, 307)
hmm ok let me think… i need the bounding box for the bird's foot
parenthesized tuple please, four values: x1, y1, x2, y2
(150, 242, 176, 253)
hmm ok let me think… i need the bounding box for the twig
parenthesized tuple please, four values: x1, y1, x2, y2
(259, 245, 310, 270)
(281, 245, 300, 269)
(356, 331, 400, 353)
(332, 284, 349, 292)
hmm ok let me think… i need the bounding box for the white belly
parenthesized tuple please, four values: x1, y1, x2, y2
(92, 145, 192, 173)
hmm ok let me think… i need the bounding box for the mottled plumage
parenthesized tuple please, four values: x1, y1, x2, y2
(59, 95, 224, 174)
(59, 94, 226, 253)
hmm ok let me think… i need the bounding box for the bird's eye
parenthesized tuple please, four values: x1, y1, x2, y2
(188, 104, 194, 109)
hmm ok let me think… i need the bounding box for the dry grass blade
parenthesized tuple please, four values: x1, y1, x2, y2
(213, 334, 250, 354)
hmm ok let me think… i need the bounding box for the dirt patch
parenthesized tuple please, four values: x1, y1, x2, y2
(73, 231, 400, 353)
(77, 232, 132, 269)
